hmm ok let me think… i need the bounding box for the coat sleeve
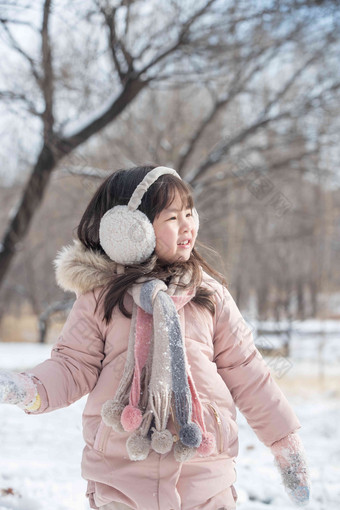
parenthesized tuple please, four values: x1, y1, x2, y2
(23, 290, 106, 414)
(213, 285, 301, 447)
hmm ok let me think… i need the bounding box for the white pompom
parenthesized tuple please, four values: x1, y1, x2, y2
(151, 429, 174, 454)
(126, 430, 151, 461)
(173, 441, 197, 462)
(101, 400, 125, 432)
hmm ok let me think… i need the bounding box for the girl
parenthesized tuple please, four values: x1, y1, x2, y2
(0, 165, 310, 510)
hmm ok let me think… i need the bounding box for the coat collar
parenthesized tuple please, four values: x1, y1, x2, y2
(53, 239, 122, 296)
(53, 239, 207, 298)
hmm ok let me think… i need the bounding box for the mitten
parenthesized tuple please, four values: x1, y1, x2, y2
(0, 369, 41, 411)
(271, 432, 310, 506)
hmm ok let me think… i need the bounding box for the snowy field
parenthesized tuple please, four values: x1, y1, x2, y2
(0, 332, 339, 510)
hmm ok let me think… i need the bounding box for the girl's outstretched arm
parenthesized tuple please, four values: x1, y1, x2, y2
(213, 285, 301, 445)
(3, 289, 106, 415)
(213, 285, 310, 505)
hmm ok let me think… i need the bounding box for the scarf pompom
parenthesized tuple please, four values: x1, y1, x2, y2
(126, 430, 151, 461)
(174, 441, 197, 462)
(179, 422, 202, 448)
(197, 431, 216, 456)
(121, 404, 143, 431)
(101, 400, 125, 432)
(151, 428, 174, 454)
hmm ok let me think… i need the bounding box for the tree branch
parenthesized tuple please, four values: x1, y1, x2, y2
(99, 2, 135, 84)
(176, 41, 286, 172)
(135, 0, 217, 79)
(41, 0, 54, 140)
(186, 36, 339, 184)
(56, 76, 148, 157)
(0, 19, 41, 84)
(186, 111, 293, 184)
(0, 90, 41, 116)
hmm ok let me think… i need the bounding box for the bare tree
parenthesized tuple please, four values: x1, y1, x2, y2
(0, 0, 339, 302)
(0, 0, 221, 285)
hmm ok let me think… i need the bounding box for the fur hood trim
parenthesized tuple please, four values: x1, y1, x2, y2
(53, 239, 123, 296)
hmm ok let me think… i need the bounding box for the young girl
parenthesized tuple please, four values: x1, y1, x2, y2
(0, 166, 310, 510)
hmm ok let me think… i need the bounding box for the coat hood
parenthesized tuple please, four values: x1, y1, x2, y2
(53, 239, 123, 296)
(53, 239, 209, 298)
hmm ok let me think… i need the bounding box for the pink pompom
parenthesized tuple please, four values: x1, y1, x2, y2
(197, 432, 216, 456)
(121, 405, 143, 432)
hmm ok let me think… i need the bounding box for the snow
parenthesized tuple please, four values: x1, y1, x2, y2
(0, 343, 89, 510)
(235, 394, 340, 509)
(0, 338, 339, 509)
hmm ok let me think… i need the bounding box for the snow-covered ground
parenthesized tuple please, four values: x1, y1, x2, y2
(0, 337, 339, 510)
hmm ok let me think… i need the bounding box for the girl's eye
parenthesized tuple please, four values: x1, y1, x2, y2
(169, 212, 192, 220)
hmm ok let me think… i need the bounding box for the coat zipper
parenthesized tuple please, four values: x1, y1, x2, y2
(94, 421, 111, 453)
(171, 401, 224, 454)
(206, 402, 224, 454)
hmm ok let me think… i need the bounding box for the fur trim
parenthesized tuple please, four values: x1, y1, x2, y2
(53, 239, 122, 296)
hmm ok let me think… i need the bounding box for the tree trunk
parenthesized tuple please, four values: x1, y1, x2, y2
(309, 280, 319, 317)
(0, 78, 147, 289)
(0, 143, 55, 285)
(296, 280, 305, 320)
(257, 283, 268, 320)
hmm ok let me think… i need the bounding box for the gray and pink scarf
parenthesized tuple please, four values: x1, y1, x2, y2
(101, 268, 216, 462)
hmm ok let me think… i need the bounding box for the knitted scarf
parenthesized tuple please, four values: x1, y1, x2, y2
(101, 268, 216, 462)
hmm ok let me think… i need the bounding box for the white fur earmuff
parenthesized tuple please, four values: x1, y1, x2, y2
(99, 206, 156, 265)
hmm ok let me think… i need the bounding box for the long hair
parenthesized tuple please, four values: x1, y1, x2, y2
(76, 165, 227, 324)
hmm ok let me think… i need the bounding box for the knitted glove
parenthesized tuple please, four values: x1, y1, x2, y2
(0, 369, 41, 411)
(271, 432, 310, 506)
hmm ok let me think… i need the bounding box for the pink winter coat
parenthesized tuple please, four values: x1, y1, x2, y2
(24, 241, 301, 510)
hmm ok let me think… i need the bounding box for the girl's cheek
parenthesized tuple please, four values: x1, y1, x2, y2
(156, 237, 171, 253)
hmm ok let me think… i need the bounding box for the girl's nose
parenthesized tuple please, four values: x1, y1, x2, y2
(180, 216, 191, 232)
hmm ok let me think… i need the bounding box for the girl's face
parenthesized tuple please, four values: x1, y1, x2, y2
(152, 190, 197, 264)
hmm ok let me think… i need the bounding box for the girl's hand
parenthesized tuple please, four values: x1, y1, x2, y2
(270, 432, 310, 506)
(0, 369, 40, 411)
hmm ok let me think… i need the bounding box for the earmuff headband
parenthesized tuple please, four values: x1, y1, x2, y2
(128, 167, 180, 211)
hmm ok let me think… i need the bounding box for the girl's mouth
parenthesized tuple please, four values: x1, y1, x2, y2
(177, 239, 191, 249)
